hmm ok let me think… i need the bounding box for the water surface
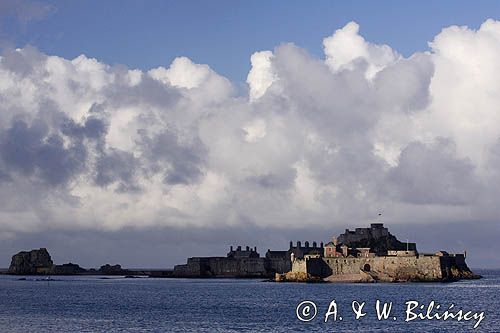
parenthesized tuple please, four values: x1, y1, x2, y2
(0, 269, 498, 332)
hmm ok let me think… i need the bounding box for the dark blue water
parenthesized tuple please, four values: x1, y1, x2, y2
(0, 269, 498, 332)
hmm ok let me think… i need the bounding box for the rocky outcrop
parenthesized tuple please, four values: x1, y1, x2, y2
(274, 272, 323, 283)
(8, 248, 54, 275)
(7, 249, 158, 276)
(8, 249, 89, 275)
(448, 265, 481, 280)
(52, 263, 87, 275)
(99, 264, 129, 275)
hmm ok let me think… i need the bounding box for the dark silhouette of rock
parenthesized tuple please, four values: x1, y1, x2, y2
(8, 249, 89, 275)
(99, 264, 129, 275)
(8, 248, 54, 275)
(52, 263, 87, 275)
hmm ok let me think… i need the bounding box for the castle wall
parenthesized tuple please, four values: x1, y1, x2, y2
(452, 254, 467, 268)
(173, 257, 268, 277)
(438, 254, 471, 279)
(288, 245, 323, 259)
(371, 256, 443, 281)
(173, 257, 208, 276)
(266, 258, 291, 274)
(298, 255, 446, 281)
(292, 257, 332, 277)
(387, 250, 417, 257)
(292, 259, 307, 273)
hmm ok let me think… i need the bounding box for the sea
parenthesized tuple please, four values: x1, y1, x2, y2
(0, 269, 498, 332)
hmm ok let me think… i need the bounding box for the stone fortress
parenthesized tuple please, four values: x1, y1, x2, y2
(172, 241, 326, 278)
(8, 223, 478, 282)
(173, 223, 480, 282)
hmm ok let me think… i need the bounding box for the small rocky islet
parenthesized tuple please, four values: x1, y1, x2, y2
(6, 248, 148, 276)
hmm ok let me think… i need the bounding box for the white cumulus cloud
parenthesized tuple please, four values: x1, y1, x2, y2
(323, 21, 400, 79)
(1, 20, 500, 237)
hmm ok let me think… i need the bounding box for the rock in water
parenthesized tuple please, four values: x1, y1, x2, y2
(8, 248, 54, 275)
(52, 263, 87, 275)
(99, 264, 129, 275)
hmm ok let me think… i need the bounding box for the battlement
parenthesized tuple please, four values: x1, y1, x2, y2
(227, 245, 260, 259)
(288, 241, 324, 249)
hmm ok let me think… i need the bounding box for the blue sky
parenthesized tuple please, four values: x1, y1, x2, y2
(3, 0, 500, 83)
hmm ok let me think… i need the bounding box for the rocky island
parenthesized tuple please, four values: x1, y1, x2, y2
(172, 223, 480, 283)
(7, 248, 88, 275)
(279, 223, 480, 283)
(7, 248, 139, 276)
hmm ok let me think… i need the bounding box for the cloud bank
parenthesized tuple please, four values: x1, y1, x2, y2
(1, 20, 500, 239)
